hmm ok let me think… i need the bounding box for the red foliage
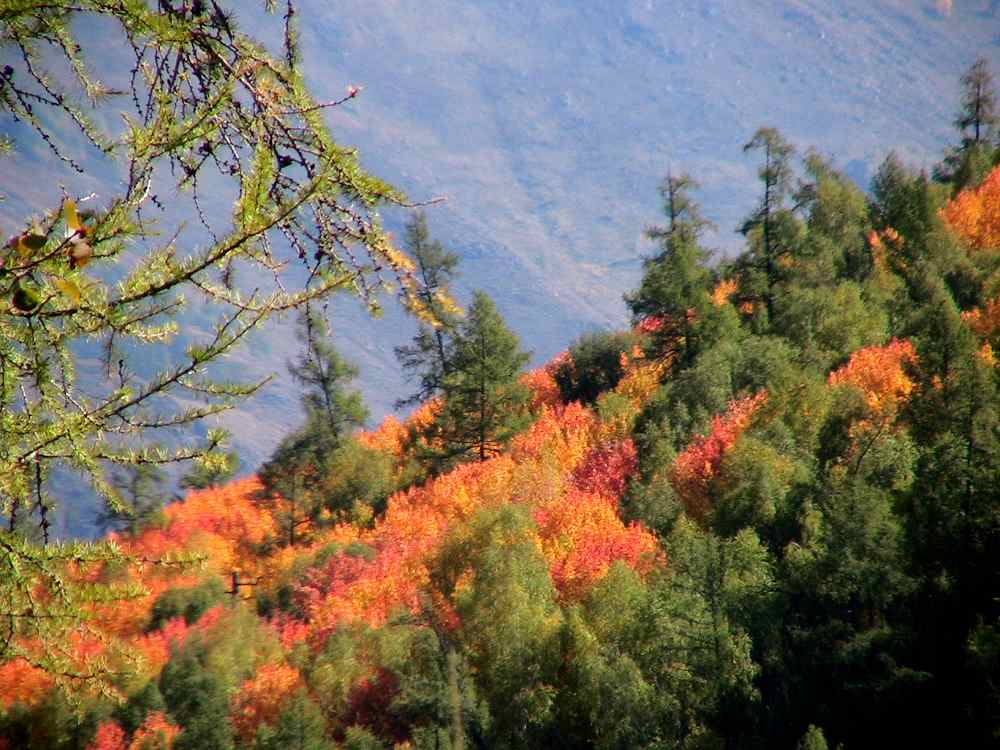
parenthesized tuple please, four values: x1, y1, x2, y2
(344, 668, 409, 745)
(571, 439, 638, 502)
(87, 722, 127, 750)
(637, 315, 667, 333)
(535, 487, 657, 601)
(269, 614, 311, 652)
(670, 392, 768, 521)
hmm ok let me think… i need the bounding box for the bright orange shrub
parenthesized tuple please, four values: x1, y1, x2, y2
(828, 339, 917, 415)
(942, 164, 1000, 250)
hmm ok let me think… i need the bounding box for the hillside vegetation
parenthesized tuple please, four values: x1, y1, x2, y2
(4, 4, 1000, 748)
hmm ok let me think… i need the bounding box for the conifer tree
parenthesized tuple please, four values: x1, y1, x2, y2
(178, 451, 240, 492)
(288, 309, 368, 451)
(96, 462, 168, 536)
(739, 127, 800, 324)
(956, 57, 998, 146)
(626, 172, 713, 366)
(937, 57, 999, 190)
(260, 311, 367, 545)
(394, 213, 462, 408)
(255, 690, 334, 750)
(428, 292, 531, 466)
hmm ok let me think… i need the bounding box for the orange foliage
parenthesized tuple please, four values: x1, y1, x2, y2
(73, 349, 661, 693)
(613, 348, 669, 413)
(132, 605, 225, 674)
(297, 392, 656, 643)
(91, 478, 276, 634)
(231, 662, 302, 743)
(828, 339, 917, 414)
(357, 414, 409, 458)
(710, 277, 739, 306)
(670, 392, 768, 521)
(978, 342, 998, 368)
(963, 295, 1000, 340)
(125, 478, 275, 569)
(0, 657, 53, 709)
(87, 722, 127, 750)
(520, 351, 568, 410)
(128, 712, 179, 750)
(535, 487, 657, 601)
(942, 164, 1000, 250)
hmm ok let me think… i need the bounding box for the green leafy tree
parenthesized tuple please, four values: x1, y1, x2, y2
(427, 292, 531, 467)
(394, 213, 462, 408)
(797, 725, 829, 750)
(254, 690, 334, 750)
(439, 506, 561, 748)
(147, 578, 227, 631)
(114, 681, 167, 736)
(159, 640, 235, 750)
(553, 330, 638, 405)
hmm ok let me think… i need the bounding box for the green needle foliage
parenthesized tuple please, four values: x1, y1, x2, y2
(0, 0, 424, 688)
(426, 292, 531, 468)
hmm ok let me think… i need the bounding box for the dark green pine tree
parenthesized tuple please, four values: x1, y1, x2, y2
(771, 153, 886, 370)
(428, 292, 531, 467)
(739, 127, 801, 326)
(288, 309, 368, 450)
(114, 681, 167, 735)
(260, 311, 368, 545)
(936, 57, 999, 191)
(395, 212, 462, 408)
(625, 171, 714, 367)
(96, 462, 168, 536)
(957, 57, 999, 144)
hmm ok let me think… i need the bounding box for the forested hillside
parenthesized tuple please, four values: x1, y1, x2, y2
(4, 0, 999, 483)
(4, 3, 1000, 749)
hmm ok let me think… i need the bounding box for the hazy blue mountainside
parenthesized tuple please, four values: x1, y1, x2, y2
(2, 0, 999, 513)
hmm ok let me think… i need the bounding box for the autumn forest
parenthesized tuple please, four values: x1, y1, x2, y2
(3, 3, 1000, 750)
